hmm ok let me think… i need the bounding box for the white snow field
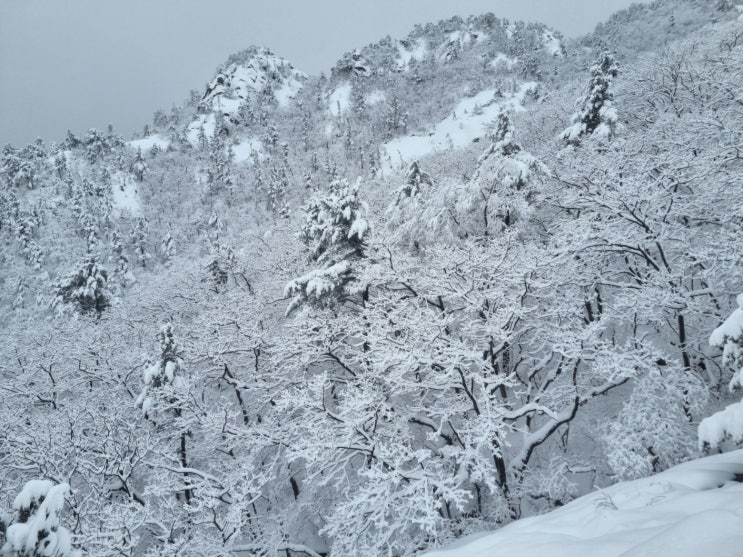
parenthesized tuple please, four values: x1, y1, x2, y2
(111, 171, 141, 216)
(382, 82, 537, 172)
(424, 449, 743, 557)
(126, 134, 171, 152)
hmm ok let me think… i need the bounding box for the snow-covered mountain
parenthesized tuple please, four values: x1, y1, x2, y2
(2, 1, 743, 556)
(186, 46, 307, 146)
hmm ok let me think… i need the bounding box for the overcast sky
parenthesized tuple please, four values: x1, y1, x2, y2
(0, 0, 645, 146)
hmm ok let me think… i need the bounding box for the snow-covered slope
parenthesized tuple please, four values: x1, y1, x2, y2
(382, 82, 537, 172)
(425, 450, 743, 557)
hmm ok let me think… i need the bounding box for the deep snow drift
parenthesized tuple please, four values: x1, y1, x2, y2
(425, 450, 743, 557)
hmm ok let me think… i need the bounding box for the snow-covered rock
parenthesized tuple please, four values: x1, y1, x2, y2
(396, 38, 428, 71)
(200, 47, 306, 112)
(186, 47, 306, 145)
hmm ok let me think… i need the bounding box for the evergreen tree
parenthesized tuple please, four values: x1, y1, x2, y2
(130, 216, 150, 268)
(136, 322, 185, 418)
(1, 480, 79, 557)
(51, 256, 110, 316)
(203, 133, 234, 199)
(285, 178, 370, 314)
(398, 160, 433, 201)
(561, 51, 619, 144)
(461, 111, 549, 233)
(130, 147, 147, 182)
(160, 231, 176, 261)
(110, 230, 133, 287)
(268, 165, 290, 218)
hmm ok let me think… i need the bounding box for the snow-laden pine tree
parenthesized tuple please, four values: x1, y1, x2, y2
(460, 111, 549, 235)
(129, 216, 150, 268)
(51, 256, 110, 316)
(110, 231, 134, 287)
(561, 51, 619, 144)
(284, 178, 369, 314)
(136, 322, 185, 418)
(0, 146, 35, 189)
(1, 480, 80, 557)
(203, 132, 234, 199)
(699, 294, 743, 449)
(130, 147, 147, 182)
(159, 231, 176, 261)
(398, 160, 433, 201)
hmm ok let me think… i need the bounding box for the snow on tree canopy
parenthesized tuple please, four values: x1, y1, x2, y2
(136, 322, 185, 417)
(709, 293, 743, 389)
(2, 481, 79, 557)
(51, 256, 110, 316)
(561, 51, 619, 145)
(461, 111, 549, 233)
(699, 294, 743, 449)
(299, 178, 369, 262)
(285, 178, 370, 314)
(398, 160, 433, 200)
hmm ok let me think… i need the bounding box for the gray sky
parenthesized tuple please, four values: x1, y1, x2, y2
(0, 0, 643, 146)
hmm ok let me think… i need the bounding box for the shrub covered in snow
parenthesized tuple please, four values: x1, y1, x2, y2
(1, 480, 80, 557)
(699, 294, 743, 449)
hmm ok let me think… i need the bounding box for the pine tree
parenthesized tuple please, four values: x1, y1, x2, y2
(136, 322, 185, 418)
(268, 165, 290, 218)
(1, 480, 79, 557)
(350, 76, 367, 121)
(561, 51, 619, 145)
(110, 230, 133, 287)
(11, 277, 27, 311)
(462, 111, 549, 233)
(398, 160, 433, 201)
(203, 133, 234, 198)
(160, 231, 176, 261)
(301, 110, 312, 152)
(285, 178, 370, 314)
(51, 256, 110, 316)
(130, 147, 147, 182)
(130, 216, 150, 268)
(0, 147, 34, 189)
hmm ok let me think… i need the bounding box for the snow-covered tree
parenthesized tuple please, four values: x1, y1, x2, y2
(1, 480, 80, 557)
(136, 322, 185, 418)
(398, 160, 432, 201)
(699, 294, 743, 450)
(130, 147, 147, 182)
(561, 51, 619, 144)
(110, 230, 134, 287)
(0, 147, 35, 189)
(285, 178, 369, 314)
(160, 231, 176, 261)
(268, 164, 290, 217)
(203, 132, 234, 199)
(51, 256, 110, 316)
(129, 216, 150, 268)
(460, 111, 549, 235)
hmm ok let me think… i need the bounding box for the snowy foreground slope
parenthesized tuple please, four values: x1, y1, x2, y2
(425, 450, 743, 557)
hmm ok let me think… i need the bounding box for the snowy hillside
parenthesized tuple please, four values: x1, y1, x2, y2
(382, 81, 538, 172)
(425, 450, 743, 557)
